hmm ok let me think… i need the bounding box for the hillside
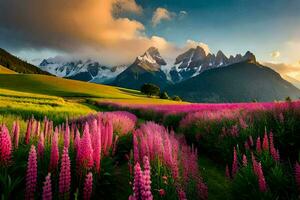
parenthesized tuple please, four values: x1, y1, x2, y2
(0, 48, 50, 74)
(0, 74, 141, 98)
(167, 61, 300, 102)
(0, 64, 17, 74)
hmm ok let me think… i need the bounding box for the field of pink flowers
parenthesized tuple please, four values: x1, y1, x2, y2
(1, 100, 300, 199)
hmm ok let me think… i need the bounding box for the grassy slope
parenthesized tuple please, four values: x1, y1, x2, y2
(0, 64, 17, 74)
(0, 74, 141, 98)
(0, 74, 180, 122)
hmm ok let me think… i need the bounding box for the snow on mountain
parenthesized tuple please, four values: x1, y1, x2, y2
(168, 46, 256, 83)
(39, 58, 127, 83)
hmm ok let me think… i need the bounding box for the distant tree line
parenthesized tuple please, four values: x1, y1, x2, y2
(140, 83, 182, 101)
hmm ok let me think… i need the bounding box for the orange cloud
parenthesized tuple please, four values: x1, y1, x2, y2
(152, 8, 174, 27)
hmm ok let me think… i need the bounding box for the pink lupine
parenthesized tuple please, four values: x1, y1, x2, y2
(232, 147, 238, 176)
(93, 126, 101, 173)
(0, 125, 12, 166)
(42, 173, 52, 200)
(257, 162, 267, 192)
(262, 132, 269, 151)
(77, 123, 93, 172)
(225, 164, 230, 179)
(38, 131, 45, 157)
(197, 181, 208, 200)
(249, 135, 254, 147)
(25, 119, 32, 144)
(59, 147, 71, 198)
(242, 154, 248, 167)
(49, 128, 59, 171)
(295, 162, 300, 191)
(251, 153, 259, 174)
(25, 145, 37, 200)
(244, 141, 250, 150)
(256, 137, 261, 153)
(13, 120, 20, 149)
(177, 188, 187, 200)
(269, 131, 274, 148)
(83, 172, 93, 200)
(141, 156, 153, 200)
(133, 133, 140, 163)
(133, 162, 143, 199)
(74, 129, 81, 152)
(64, 124, 70, 149)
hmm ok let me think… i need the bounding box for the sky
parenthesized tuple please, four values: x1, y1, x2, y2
(0, 0, 300, 80)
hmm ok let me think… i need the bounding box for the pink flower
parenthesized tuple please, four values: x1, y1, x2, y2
(77, 123, 93, 172)
(38, 131, 45, 158)
(141, 156, 153, 200)
(256, 137, 262, 153)
(133, 162, 143, 199)
(249, 136, 254, 147)
(64, 124, 70, 149)
(83, 172, 93, 200)
(294, 162, 300, 191)
(257, 162, 267, 192)
(13, 120, 20, 149)
(25, 119, 32, 144)
(232, 147, 238, 176)
(42, 173, 52, 200)
(242, 154, 248, 167)
(93, 126, 102, 173)
(0, 125, 12, 166)
(25, 145, 37, 200)
(262, 132, 269, 151)
(74, 129, 81, 152)
(225, 164, 230, 179)
(59, 147, 71, 198)
(49, 128, 59, 171)
(158, 189, 165, 196)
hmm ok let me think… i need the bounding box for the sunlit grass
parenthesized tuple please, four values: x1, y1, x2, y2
(0, 65, 17, 74)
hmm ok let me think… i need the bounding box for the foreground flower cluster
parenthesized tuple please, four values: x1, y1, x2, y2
(130, 122, 207, 200)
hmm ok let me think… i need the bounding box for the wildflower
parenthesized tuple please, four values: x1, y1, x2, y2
(25, 145, 37, 200)
(42, 173, 52, 200)
(13, 120, 20, 149)
(262, 132, 269, 151)
(49, 128, 59, 171)
(141, 156, 153, 200)
(133, 162, 143, 199)
(59, 147, 71, 198)
(38, 131, 45, 157)
(83, 172, 93, 200)
(225, 164, 230, 179)
(0, 125, 12, 166)
(25, 119, 32, 144)
(77, 123, 93, 172)
(242, 154, 248, 167)
(232, 147, 238, 176)
(256, 137, 261, 153)
(257, 162, 267, 192)
(64, 124, 70, 149)
(93, 127, 101, 173)
(158, 189, 165, 196)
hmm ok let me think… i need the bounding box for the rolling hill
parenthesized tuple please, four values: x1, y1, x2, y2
(167, 61, 300, 102)
(0, 64, 17, 74)
(0, 48, 50, 74)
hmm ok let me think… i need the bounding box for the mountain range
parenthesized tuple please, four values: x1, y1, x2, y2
(1, 46, 299, 103)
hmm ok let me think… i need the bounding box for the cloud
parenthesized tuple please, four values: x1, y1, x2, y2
(270, 51, 280, 58)
(0, 0, 176, 65)
(113, 0, 143, 15)
(185, 40, 211, 55)
(152, 8, 174, 27)
(179, 10, 188, 19)
(263, 62, 300, 81)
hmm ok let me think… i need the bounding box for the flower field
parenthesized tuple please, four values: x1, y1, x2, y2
(0, 100, 300, 199)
